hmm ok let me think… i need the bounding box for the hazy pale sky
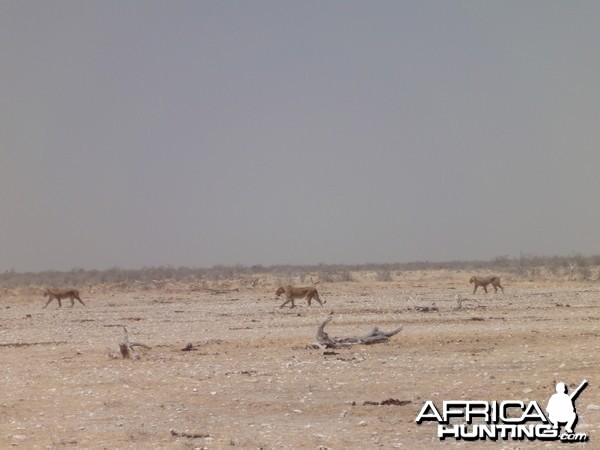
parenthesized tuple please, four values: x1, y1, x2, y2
(1, 1, 599, 272)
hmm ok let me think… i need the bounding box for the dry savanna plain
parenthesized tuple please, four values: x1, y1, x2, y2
(0, 270, 598, 449)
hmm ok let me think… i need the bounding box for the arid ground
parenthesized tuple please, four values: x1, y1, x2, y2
(0, 270, 598, 449)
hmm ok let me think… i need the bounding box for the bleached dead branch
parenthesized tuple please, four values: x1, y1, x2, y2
(316, 316, 402, 348)
(108, 326, 151, 359)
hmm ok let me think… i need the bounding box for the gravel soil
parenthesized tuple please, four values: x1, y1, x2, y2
(0, 272, 598, 449)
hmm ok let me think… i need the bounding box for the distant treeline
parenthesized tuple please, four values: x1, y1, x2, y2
(1, 254, 599, 288)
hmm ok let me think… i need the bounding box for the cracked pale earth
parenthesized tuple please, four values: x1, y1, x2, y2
(0, 270, 598, 449)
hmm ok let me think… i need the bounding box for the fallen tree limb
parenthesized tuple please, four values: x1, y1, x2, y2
(363, 398, 412, 406)
(316, 316, 402, 348)
(193, 287, 239, 294)
(408, 295, 439, 312)
(0, 341, 67, 348)
(117, 326, 151, 359)
(170, 429, 210, 438)
(453, 294, 480, 310)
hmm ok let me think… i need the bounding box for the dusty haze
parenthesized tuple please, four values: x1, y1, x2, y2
(1, 2, 599, 272)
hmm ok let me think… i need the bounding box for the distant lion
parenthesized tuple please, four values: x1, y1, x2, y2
(43, 288, 85, 308)
(276, 285, 324, 308)
(469, 276, 504, 294)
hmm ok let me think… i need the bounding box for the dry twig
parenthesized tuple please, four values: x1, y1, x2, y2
(193, 287, 239, 294)
(170, 429, 210, 438)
